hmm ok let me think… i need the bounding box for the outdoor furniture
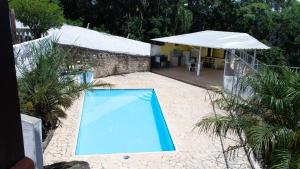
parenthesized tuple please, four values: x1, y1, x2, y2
(187, 57, 203, 72)
(203, 56, 214, 68)
(151, 31, 270, 76)
(151, 55, 169, 68)
(187, 57, 196, 72)
(187, 62, 196, 72)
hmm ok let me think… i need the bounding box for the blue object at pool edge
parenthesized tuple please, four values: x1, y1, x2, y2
(75, 89, 175, 155)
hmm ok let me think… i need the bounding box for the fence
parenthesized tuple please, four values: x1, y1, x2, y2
(15, 28, 34, 43)
(13, 34, 53, 77)
(224, 49, 300, 94)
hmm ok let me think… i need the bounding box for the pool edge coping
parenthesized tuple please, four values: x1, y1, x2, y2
(72, 88, 179, 158)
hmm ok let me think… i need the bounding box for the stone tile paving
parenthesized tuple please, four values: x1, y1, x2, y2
(44, 72, 256, 169)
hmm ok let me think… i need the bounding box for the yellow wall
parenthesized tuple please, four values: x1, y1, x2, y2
(159, 43, 225, 60)
(212, 49, 225, 58)
(160, 43, 191, 60)
(160, 43, 210, 60)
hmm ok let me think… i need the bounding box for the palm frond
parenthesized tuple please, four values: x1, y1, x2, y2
(17, 39, 109, 136)
(248, 125, 295, 156)
(270, 149, 291, 169)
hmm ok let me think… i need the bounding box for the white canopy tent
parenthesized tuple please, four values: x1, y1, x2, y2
(152, 30, 269, 76)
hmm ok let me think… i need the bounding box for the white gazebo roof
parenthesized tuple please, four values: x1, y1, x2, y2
(152, 30, 269, 50)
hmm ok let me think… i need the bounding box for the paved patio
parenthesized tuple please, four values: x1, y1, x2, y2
(151, 67, 224, 90)
(43, 72, 252, 169)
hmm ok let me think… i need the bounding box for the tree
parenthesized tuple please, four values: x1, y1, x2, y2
(171, 0, 193, 34)
(239, 2, 273, 40)
(16, 39, 108, 138)
(10, 0, 64, 38)
(56, 0, 300, 66)
(257, 46, 287, 65)
(270, 0, 300, 66)
(196, 67, 300, 168)
(188, 0, 239, 31)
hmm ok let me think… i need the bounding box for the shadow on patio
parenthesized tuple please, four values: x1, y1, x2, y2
(151, 67, 223, 90)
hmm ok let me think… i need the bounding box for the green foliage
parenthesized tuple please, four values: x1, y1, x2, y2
(10, 0, 64, 38)
(257, 46, 286, 65)
(93, 25, 109, 33)
(122, 16, 145, 40)
(240, 2, 273, 40)
(173, 0, 193, 34)
(16, 39, 108, 138)
(57, 0, 300, 65)
(275, 0, 300, 66)
(196, 67, 300, 168)
(65, 19, 84, 27)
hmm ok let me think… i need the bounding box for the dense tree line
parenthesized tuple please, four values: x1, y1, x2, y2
(57, 0, 299, 66)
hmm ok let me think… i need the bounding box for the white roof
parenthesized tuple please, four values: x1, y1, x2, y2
(152, 30, 269, 50)
(49, 25, 151, 56)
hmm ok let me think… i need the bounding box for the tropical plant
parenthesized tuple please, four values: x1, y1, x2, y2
(10, 0, 64, 38)
(16, 39, 108, 138)
(196, 67, 300, 169)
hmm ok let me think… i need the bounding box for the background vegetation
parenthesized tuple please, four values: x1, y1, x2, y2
(10, 0, 64, 38)
(56, 0, 300, 66)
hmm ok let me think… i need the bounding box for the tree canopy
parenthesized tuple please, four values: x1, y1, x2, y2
(10, 0, 64, 38)
(51, 0, 300, 66)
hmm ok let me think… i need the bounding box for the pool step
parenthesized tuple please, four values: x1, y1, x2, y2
(138, 92, 153, 101)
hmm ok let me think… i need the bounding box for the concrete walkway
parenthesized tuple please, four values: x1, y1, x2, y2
(43, 72, 252, 169)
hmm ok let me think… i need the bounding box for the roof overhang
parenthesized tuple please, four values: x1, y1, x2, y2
(151, 30, 270, 50)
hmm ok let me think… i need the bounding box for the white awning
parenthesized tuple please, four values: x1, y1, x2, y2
(49, 25, 151, 56)
(152, 30, 269, 50)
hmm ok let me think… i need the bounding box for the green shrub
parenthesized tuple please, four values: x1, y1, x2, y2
(10, 0, 64, 38)
(65, 19, 84, 27)
(16, 39, 108, 138)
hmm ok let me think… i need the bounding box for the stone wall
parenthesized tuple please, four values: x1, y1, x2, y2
(61, 45, 150, 78)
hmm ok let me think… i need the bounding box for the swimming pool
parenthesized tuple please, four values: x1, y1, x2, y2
(75, 89, 175, 155)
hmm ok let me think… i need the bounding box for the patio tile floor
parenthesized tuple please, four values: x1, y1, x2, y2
(43, 72, 254, 169)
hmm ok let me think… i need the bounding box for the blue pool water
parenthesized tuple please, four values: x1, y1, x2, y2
(75, 89, 175, 155)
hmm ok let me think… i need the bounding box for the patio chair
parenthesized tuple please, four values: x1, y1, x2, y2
(187, 62, 196, 72)
(187, 57, 197, 72)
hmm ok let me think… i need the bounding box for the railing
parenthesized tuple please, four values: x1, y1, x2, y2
(266, 65, 300, 72)
(15, 28, 34, 43)
(13, 34, 53, 77)
(223, 49, 300, 169)
(14, 28, 48, 44)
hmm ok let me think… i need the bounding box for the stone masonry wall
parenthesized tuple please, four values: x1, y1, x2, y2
(61, 45, 150, 78)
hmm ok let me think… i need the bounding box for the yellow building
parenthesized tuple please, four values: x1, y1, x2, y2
(154, 42, 225, 69)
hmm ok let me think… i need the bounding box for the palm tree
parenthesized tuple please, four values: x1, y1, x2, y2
(16, 39, 109, 138)
(196, 67, 300, 169)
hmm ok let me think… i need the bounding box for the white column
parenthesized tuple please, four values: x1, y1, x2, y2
(197, 47, 202, 76)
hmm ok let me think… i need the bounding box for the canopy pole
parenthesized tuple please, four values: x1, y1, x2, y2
(252, 49, 256, 67)
(197, 47, 202, 76)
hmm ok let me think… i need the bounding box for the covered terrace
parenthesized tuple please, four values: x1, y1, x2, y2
(150, 30, 269, 89)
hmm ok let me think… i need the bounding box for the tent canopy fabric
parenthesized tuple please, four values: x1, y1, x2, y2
(152, 30, 269, 50)
(48, 25, 151, 56)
